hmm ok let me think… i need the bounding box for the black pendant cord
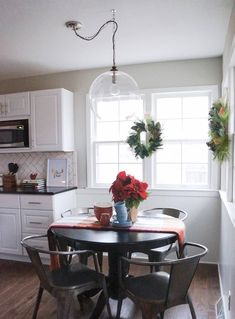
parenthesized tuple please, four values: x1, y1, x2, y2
(72, 20, 118, 70)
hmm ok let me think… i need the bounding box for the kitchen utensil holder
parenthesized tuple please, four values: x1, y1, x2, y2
(3, 174, 17, 189)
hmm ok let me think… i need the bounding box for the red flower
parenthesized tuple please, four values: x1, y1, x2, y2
(109, 171, 148, 208)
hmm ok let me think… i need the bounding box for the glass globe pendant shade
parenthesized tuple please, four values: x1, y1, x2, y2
(89, 69, 139, 103)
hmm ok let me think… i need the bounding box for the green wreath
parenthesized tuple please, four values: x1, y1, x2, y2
(127, 118, 163, 159)
(206, 98, 230, 162)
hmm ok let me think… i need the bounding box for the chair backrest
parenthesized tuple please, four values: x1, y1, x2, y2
(21, 234, 54, 292)
(119, 242, 207, 308)
(21, 234, 99, 293)
(141, 207, 188, 221)
(166, 242, 207, 307)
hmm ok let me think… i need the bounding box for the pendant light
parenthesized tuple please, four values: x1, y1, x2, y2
(65, 9, 139, 105)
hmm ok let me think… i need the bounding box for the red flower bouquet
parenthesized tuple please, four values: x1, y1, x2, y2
(109, 171, 148, 209)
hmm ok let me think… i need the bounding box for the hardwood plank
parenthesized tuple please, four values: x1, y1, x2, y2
(0, 259, 220, 319)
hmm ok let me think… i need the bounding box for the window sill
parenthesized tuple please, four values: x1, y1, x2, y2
(78, 187, 219, 198)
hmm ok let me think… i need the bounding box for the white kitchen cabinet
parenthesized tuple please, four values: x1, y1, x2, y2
(30, 88, 74, 151)
(0, 194, 22, 255)
(0, 92, 30, 117)
(0, 189, 76, 259)
(20, 190, 76, 250)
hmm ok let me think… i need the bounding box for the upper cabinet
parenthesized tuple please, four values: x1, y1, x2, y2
(30, 88, 74, 151)
(0, 92, 30, 117)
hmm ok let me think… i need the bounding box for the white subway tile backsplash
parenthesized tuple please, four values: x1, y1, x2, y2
(0, 152, 77, 186)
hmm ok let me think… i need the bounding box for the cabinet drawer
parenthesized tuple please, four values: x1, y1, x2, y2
(20, 195, 53, 210)
(0, 194, 20, 208)
(21, 210, 53, 233)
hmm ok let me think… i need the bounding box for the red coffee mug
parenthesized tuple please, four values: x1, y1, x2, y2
(94, 202, 113, 221)
(100, 213, 111, 226)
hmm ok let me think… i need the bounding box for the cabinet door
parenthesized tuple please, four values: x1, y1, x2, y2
(30, 89, 62, 150)
(4, 92, 30, 117)
(0, 208, 22, 255)
(0, 95, 5, 117)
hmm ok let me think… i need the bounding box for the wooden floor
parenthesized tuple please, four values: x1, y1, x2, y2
(0, 258, 220, 319)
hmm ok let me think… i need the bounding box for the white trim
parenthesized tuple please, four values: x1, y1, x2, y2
(86, 95, 93, 188)
(137, 84, 219, 96)
(78, 187, 219, 198)
(218, 265, 228, 319)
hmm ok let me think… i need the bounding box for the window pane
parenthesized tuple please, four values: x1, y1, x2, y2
(96, 122, 119, 141)
(96, 100, 119, 121)
(182, 144, 208, 163)
(157, 97, 181, 119)
(156, 164, 181, 184)
(160, 119, 182, 139)
(96, 164, 118, 184)
(96, 143, 118, 163)
(120, 99, 143, 120)
(120, 121, 134, 140)
(156, 143, 181, 163)
(119, 144, 142, 163)
(183, 96, 209, 118)
(182, 119, 208, 139)
(182, 164, 208, 185)
(119, 164, 143, 180)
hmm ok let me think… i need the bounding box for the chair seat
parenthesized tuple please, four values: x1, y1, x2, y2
(48, 262, 103, 291)
(150, 243, 177, 256)
(124, 271, 169, 302)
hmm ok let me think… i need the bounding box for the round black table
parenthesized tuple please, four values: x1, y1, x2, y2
(51, 227, 177, 297)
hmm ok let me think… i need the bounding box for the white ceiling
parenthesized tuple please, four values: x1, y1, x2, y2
(0, 0, 233, 81)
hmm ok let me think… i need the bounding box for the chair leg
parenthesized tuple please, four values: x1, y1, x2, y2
(97, 252, 103, 272)
(101, 277, 112, 319)
(56, 293, 73, 319)
(140, 304, 155, 319)
(32, 285, 43, 319)
(186, 293, 197, 319)
(116, 297, 123, 319)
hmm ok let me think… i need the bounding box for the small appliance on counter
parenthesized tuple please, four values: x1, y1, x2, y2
(2, 162, 19, 190)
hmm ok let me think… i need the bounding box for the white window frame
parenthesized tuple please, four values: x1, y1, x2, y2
(87, 85, 220, 190)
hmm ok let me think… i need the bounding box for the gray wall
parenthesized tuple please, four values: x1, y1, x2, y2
(0, 57, 222, 187)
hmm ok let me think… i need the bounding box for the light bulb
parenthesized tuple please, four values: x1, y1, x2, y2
(110, 83, 120, 96)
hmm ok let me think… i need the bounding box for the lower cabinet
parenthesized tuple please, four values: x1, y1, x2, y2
(0, 208, 22, 255)
(0, 189, 77, 259)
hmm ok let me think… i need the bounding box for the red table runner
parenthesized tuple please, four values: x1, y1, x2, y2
(49, 214, 185, 247)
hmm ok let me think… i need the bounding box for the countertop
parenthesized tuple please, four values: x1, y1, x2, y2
(0, 186, 77, 195)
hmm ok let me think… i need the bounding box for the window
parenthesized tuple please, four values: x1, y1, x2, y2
(87, 86, 218, 189)
(88, 97, 144, 187)
(153, 93, 210, 187)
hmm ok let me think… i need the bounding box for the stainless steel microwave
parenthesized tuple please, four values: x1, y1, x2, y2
(0, 119, 29, 148)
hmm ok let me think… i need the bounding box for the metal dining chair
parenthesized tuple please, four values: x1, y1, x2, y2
(117, 242, 207, 319)
(21, 234, 112, 319)
(61, 208, 104, 271)
(138, 208, 188, 270)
